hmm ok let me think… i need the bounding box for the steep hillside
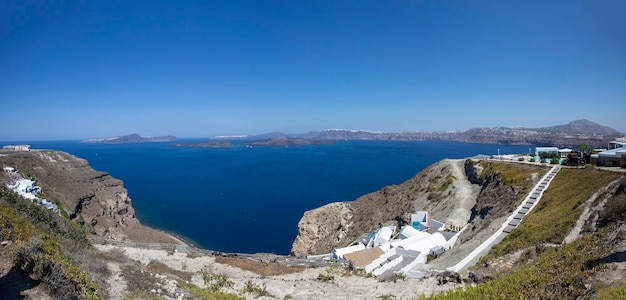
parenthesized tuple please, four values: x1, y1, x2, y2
(291, 159, 547, 256)
(0, 150, 178, 244)
(424, 170, 624, 299)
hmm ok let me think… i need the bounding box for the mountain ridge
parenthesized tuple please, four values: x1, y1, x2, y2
(223, 119, 623, 148)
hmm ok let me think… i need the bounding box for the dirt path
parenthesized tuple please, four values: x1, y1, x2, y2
(447, 159, 479, 226)
(446, 166, 561, 272)
(564, 178, 621, 243)
(106, 262, 127, 299)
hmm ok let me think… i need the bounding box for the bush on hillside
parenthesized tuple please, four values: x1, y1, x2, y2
(0, 186, 87, 243)
(0, 187, 101, 299)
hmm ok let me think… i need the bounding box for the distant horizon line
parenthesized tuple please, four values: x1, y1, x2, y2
(2, 119, 625, 143)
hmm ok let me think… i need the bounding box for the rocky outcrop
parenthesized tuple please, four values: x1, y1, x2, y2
(291, 159, 545, 257)
(0, 150, 179, 244)
(291, 203, 353, 256)
(291, 160, 478, 256)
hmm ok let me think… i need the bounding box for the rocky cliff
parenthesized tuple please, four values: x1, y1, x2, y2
(0, 150, 179, 244)
(291, 159, 546, 256)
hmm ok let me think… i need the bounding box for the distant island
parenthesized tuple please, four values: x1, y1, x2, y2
(241, 137, 336, 147)
(218, 119, 624, 149)
(82, 134, 178, 144)
(171, 140, 233, 148)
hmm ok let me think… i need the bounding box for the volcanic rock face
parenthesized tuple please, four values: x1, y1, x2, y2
(290, 159, 545, 257)
(291, 203, 353, 257)
(291, 159, 482, 256)
(0, 150, 177, 243)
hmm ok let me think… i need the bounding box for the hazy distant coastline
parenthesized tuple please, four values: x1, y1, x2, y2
(79, 119, 624, 149)
(241, 137, 336, 147)
(217, 119, 624, 149)
(171, 140, 233, 148)
(82, 133, 177, 144)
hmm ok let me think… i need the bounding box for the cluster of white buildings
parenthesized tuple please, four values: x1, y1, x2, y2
(2, 145, 31, 151)
(3, 166, 60, 214)
(490, 137, 626, 167)
(593, 137, 626, 167)
(332, 211, 463, 279)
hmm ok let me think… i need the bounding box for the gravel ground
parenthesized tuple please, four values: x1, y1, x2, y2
(95, 244, 463, 299)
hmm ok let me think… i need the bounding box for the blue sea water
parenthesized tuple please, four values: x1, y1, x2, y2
(10, 140, 532, 254)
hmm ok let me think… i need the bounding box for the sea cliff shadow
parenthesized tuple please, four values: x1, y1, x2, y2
(585, 250, 626, 270)
(0, 266, 41, 299)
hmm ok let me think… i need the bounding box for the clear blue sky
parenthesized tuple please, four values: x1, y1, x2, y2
(1, 0, 625, 141)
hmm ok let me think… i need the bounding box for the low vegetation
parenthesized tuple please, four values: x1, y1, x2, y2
(422, 228, 617, 299)
(484, 167, 621, 259)
(0, 198, 101, 299)
(479, 161, 546, 194)
(0, 186, 87, 243)
(597, 285, 626, 300)
(203, 272, 234, 292)
(438, 175, 456, 192)
(177, 281, 243, 300)
(423, 168, 625, 299)
(122, 290, 167, 300)
(242, 280, 275, 298)
(145, 260, 192, 281)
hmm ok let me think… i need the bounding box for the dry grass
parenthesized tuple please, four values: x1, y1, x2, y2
(425, 228, 617, 299)
(145, 260, 193, 281)
(215, 256, 306, 276)
(479, 161, 548, 199)
(485, 167, 622, 260)
(121, 264, 164, 296)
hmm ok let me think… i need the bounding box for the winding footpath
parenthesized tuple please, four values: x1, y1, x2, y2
(446, 165, 561, 273)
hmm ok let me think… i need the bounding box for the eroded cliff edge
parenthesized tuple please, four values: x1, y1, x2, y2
(0, 150, 179, 244)
(291, 159, 547, 256)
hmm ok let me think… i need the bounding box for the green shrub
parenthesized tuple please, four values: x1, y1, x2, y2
(317, 272, 334, 282)
(203, 272, 234, 292)
(597, 284, 626, 300)
(1, 188, 100, 299)
(177, 281, 243, 300)
(0, 186, 87, 243)
(438, 175, 456, 191)
(242, 280, 275, 298)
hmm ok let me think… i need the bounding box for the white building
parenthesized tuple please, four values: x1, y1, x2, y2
(332, 210, 463, 278)
(558, 148, 573, 158)
(609, 137, 626, 150)
(535, 147, 559, 157)
(9, 179, 40, 200)
(2, 145, 31, 151)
